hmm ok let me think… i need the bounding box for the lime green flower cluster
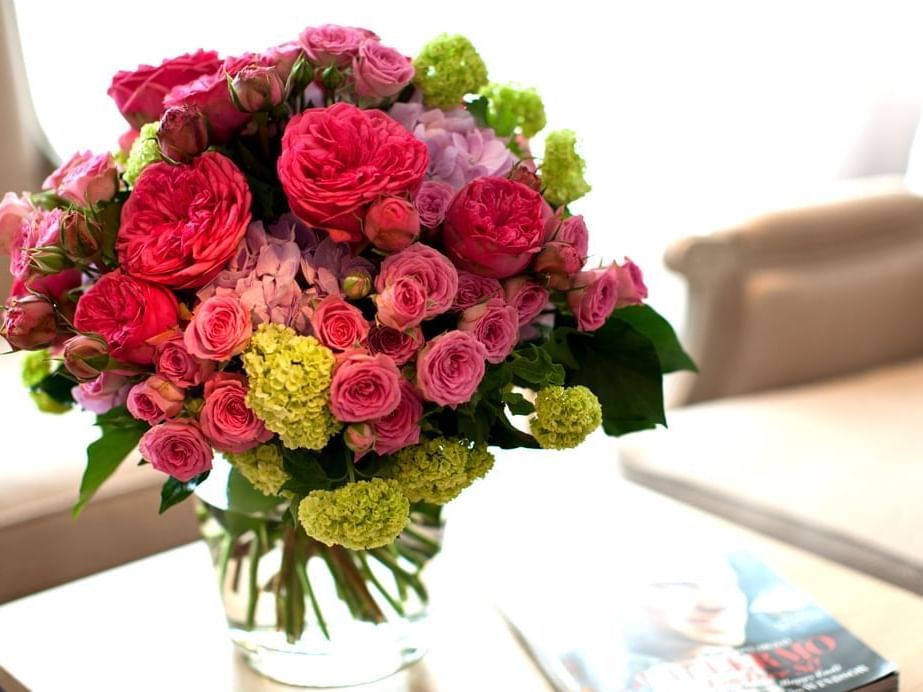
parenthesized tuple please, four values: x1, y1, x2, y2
(381, 436, 495, 504)
(30, 390, 72, 414)
(413, 34, 488, 109)
(124, 122, 162, 186)
(226, 444, 289, 497)
(480, 83, 546, 138)
(298, 478, 409, 550)
(530, 385, 602, 449)
(241, 323, 340, 450)
(541, 129, 591, 207)
(21, 350, 51, 387)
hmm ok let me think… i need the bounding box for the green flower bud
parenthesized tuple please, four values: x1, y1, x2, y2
(530, 385, 602, 449)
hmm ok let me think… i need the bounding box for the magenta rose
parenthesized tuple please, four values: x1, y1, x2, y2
(502, 276, 549, 326)
(139, 419, 213, 482)
(375, 276, 427, 330)
(568, 264, 620, 332)
(367, 325, 423, 366)
(127, 375, 185, 424)
(10, 208, 62, 281)
(443, 177, 546, 278)
(0, 293, 57, 350)
(452, 271, 502, 311)
(199, 373, 272, 454)
(364, 197, 420, 252)
(155, 333, 215, 388)
(414, 180, 455, 230)
(299, 25, 377, 67)
(416, 330, 487, 407)
(0, 192, 31, 255)
(330, 352, 402, 422)
(184, 295, 252, 362)
(74, 270, 178, 365)
(372, 378, 423, 456)
(353, 40, 414, 99)
(72, 373, 132, 415)
(615, 258, 648, 308)
(375, 243, 459, 320)
(310, 295, 369, 351)
(117, 152, 252, 289)
(108, 50, 221, 128)
(458, 297, 520, 364)
(43, 152, 117, 207)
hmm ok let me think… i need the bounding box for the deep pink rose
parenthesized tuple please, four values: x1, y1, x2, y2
(108, 50, 221, 128)
(443, 177, 547, 278)
(502, 276, 549, 326)
(353, 40, 414, 99)
(0, 293, 56, 350)
(458, 297, 519, 364)
(155, 333, 215, 388)
(568, 264, 620, 332)
(375, 276, 427, 330)
(200, 372, 272, 454)
(184, 295, 252, 361)
(416, 330, 487, 407)
(74, 270, 178, 365)
(375, 243, 458, 321)
(372, 378, 423, 456)
(117, 152, 252, 289)
(310, 295, 369, 351)
(299, 25, 377, 67)
(72, 373, 132, 415)
(43, 152, 118, 207)
(330, 352, 402, 422)
(452, 271, 502, 311)
(367, 325, 423, 366)
(615, 258, 648, 308)
(277, 103, 428, 244)
(0, 192, 31, 255)
(10, 208, 62, 281)
(413, 180, 455, 230)
(139, 419, 213, 482)
(127, 375, 185, 424)
(364, 197, 420, 252)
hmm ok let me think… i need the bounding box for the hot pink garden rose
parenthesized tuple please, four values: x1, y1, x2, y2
(367, 325, 423, 366)
(154, 333, 215, 388)
(184, 295, 252, 361)
(139, 419, 213, 482)
(310, 295, 369, 351)
(375, 276, 427, 330)
(330, 352, 402, 422)
(416, 330, 487, 407)
(568, 264, 620, 332)
(615, 258, 648, 308)
(127, 375, 185, 424)
(363, 197, 420, 252)
(452, 271, 502, 311)
(117, 152, 252, 289)
(353, 40, 414, 99)
(443, 177, 546, 278)
(200, 373, 272, 454)
(371, 379, 423, 456)
(458, 297, 520, 364)
(413, 180, 454, 230)
(72, 373, 132, 415)
(299, 25, 377, 67)
(502, 276, 549, 326)
(43, 152, 118, 207)
(74, 270, 178, 365)
(0, 192, 31, 255)
(375, 243, 459, 321)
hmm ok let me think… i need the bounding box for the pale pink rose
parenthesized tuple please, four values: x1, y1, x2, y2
(344, 422, 376, 458)
(614, 258, 648, 308)
(264, 41, 303, 82)
(375, 276, 427, 330)
(363, 197, 420, 252)
(458, 297, 519, 364)
(43, 151, 118, 207)
(372, 378, 423, 456)
(139, 419, 213, 482)
(452, 271, 502, 311)
(184, 295, 252, 361)
(367, 325, 423, 366)
(200, 373, 272, 454)
(299, 25, 378, 67)
(0, 193, 31, 255)
(310, 295, 369, 351)
(330, 352, 402, 422)
(10, 208, 63, 281)
(127, 375, 185, 424)
(375, 244, 458, 320)
(413, 180, 454, 230)
(416, 330, 487, 407)
(154, 333, 215, 388)
(502, 276, 549, 326)
(554, 215, 589, 259)
(353, 40, 414, 99)
(71, 373, 132, 415)
(568, 264, 620, 332)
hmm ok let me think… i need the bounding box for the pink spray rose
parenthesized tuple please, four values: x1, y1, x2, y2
(73, 271, 178, 365)
(0, 293, 57, 350)
(375, 243, 459, 320)
(413, 180, 455, 230)
(232, 64, 285, 112)
(43, 152, 118, 207)
(532, 242, 584, 289)
(154, 333, 215, 388)
(614, 258, 648, 308)
(375, 276, 427, 330)
(310, 295, 369, 351)
(452, 271, 502, 311)
(458, 297, 520, 364)
(553, 214, 590, 259)
(157, 106, 209, 163)
(416, 330, 487, 407)
(184, 295, 252, 362)
(71, 373, 132, 415)
(117, 152, 252, 289)
(353, 40, 414, 99)
(502, 276, 549, 326)
(568, 264, 620, 332)
(0, 192, 31, 255)
(329, 352, 402, 422)
(367, 325, 423, 366)
(127, 375, 185, 424)
(363, 197, 420, 252)
(372, 379, 423, 456)
(63, 334, 109, 382)
(10, 208, 63, 281)
(199, 373, 272, 454)
(345, 422, 376, 458)
(299, 25, 378, 67)
(264, 41, 303, 82)
(139, 419, 213, 482)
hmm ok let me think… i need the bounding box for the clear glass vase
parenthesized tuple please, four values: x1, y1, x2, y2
(195, 457, 441, 688)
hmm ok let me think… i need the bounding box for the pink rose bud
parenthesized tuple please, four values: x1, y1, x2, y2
(72, 372, 132, 414)
(232, 64, 285, 112)
(353, 40, 415, 99)
(310, 295, 370, 352)
(614, 258, 648, 308)
(184, 295, 252, 361)
(199, 372, 272, 454)
(371, 378, 423, 456)
(63, 334, 110, 382)
(158, 105, 209, 163)
(342, 270, 372, 300)
(367, 325, 423, 366)
(532, 242, 584, 289)
(502, 275, 549, 326)
(60, 211, 102, 262)
(345, 422, 376, 458)
(457, 297, 520, 364)
(509, 164, 542, 192)
(43, 151, 118, 207)
(264, 41, 305, 83)
(364, 197, 420, 252)
(330, 352, 402, 422)
(568, 264, 620, 332)
(0, 192, 31, 256)
(416, 330, 488, 408)
(127, 375, 185, 424)
(413, 180, 455, 231)
(139, 419, 213, 482)
(1, 294, 57, 350)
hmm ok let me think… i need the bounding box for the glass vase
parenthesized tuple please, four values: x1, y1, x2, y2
(195, 457, 441, 688)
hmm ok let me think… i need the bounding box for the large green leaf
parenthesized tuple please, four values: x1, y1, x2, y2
(159, 471, 210, 514)
(613, 305, 697, 374)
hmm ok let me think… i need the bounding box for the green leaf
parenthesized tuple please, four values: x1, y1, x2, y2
(613, 305, 697, 374)
(159, 471, 210, 514)
(509, 345, 566, 389)
(489, 411, 540, 449)
(465, 96, 489, 127)
(502, 390, 535, 416)
(33, 367, 76, 405)
(281, 448, 333, 496)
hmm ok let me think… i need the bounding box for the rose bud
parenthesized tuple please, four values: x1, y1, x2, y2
(63, 334, 110, 382)
(1, 294, 57, 350)
(342, 269, 373, 300)
(231, 65, 285, 113)
(344, 422, 376, 458)
(532, 241, 584, 290)
(158, 105, 209, 163)
(28, 246, 72, 275)
(61, 211, 102, 262)
(509, 163, 542, 192)
(364, 197, 420, 252)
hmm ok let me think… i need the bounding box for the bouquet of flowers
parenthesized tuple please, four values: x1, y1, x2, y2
(0, 23, 692, 683)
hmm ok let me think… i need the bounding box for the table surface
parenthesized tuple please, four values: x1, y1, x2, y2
(1, 447, 922, 692)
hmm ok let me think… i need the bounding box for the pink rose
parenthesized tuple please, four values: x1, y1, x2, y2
(199, 373, 272, 454)
(375, 244, 459, 320)
(443, 177, 547, 278)
(0, 293, 56, 350)
(157, 106, 209, 163)
(615, 258, 648, 308)
(568, 264, 620, 332)
(139, 419, 213, 482)
(299, 25, 378, 67)
(10, 208, 62, 281)
(553, 215, 590, 259)
(108, 50, 221, 128)
(72, 373, 132, 415)
(155, 333, 215, 388)
(364, 197, 420, 252)
(502, 276, 549, 326)
(0, 192, 31, 255)
(73, 270, 179, 365)
(43, 152, 117, 207)
(353, 40, 414, 99)
(127, 375, 185, 424)
(232, 64, 285, 112)
(367, 325, 423, 366)
(371, 378, 423, 456)
(184, 295, 252, 361)
(532, 242, 584, 289)
(452, 271, 502, 311)
(458, 297, 519, 364)
(310, 295, 369, 351)
(264, 41, 303, 82)
(416, 330, 487, 407)
(375, 276, 427, 330)
(413, 181, 455, 230)
(330, 352, 402, 422)
(117, 152, 252, 289)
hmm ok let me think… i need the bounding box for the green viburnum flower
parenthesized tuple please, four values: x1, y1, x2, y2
(241, 323, 341, 451)
(479, 83, 546, 138)
(124, 122, 161, 186)
(541, 129, 591, 207)
(30, 390, 71, 414)
(530, 385, 602, 450)
(226, 444, 289, 497)
(381, 436, 496, 505)
(298, 478, 409, 550)
(21, 350, 51, 387)
(413, 34, 488, 108)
